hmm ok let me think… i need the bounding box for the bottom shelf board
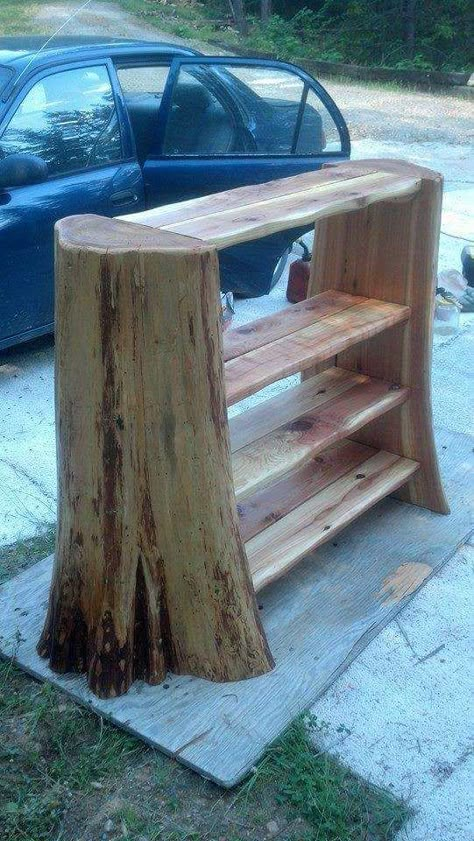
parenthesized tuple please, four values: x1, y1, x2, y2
(0, 427, 471, 789)
(243, 444, 419, 591)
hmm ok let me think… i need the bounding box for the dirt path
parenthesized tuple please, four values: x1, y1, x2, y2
(30, 1, 473, 147)
(31, 0, 228, 54)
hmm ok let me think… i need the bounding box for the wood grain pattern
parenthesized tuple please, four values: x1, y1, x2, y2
(121, 164, 378, 229)
(237, 439, 376, 542)
(225, 298, 410, 406)
(307, 159, 449, 514)
(1, 426, 468, 788)
(247, 450, 420, 591)
(160, 171, 421, 249)
(224, 290, 365, 362)
(35, 159, 447, 702)
(230, 367, 367, 452)
(232, 372, 409, 499)
(38, 216, 272, 699)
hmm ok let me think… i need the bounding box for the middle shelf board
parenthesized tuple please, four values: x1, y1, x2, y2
(230, 366, 409, 500)
(224, 291, 410, 406)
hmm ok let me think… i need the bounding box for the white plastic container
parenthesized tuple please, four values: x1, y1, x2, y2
(434, 295, 462, 335)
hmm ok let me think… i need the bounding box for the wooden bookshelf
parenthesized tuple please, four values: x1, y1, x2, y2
(38, 159, 448, 698)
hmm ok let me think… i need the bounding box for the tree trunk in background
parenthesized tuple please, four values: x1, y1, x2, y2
(228, 0, 249, 36)
(37, 215, 273, 699)
(401, 0, 416, 58)
(261, 0, 272, 24)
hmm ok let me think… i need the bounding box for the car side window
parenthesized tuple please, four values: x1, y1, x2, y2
(0, 65, 122, 176)
(162, 63, 342, 157)
(163, 67, 239, 156)
(116, 64, 170, 163)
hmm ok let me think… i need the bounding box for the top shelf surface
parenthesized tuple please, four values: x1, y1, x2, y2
(121, 163, 421, 250)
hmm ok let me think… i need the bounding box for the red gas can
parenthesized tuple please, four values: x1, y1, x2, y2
(286, 241, 311, 303)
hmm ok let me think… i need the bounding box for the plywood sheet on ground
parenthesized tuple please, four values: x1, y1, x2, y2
(0, 427, 471, 788)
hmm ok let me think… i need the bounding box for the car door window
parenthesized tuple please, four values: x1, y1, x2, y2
(295, 88, 341, 154)
(0, 65, 122, 175)
(163, 67, 239, 156)
(162, 62, 343, 157)
(116, 64, 169, 163)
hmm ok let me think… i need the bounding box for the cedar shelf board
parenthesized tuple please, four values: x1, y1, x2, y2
(224, 296, 410, 405)
(231, 367, 410, 500)
(246, 447, 419, 591)
(122, 167, 421, 249)
(0, 427, 471, 789)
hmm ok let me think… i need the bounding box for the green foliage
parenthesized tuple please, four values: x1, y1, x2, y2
(204, 0, 473, 71)
(242, 713, 411, 840)
(0, 0, 38, 35)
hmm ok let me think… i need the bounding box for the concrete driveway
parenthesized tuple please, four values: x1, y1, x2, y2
(0, 4, 472, 840)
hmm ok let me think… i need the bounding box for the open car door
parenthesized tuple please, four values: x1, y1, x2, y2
(142, 56, 350, 296)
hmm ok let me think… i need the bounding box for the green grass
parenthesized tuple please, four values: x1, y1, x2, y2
(0, 658, 412, 841)
(243, 714, 410, 840)
(0, 660, 140, 841)
(0, 1, 39, 36)
(0, 523, 56, 584)
(112, 0, 218, 45)
(0, 656, 411, 841)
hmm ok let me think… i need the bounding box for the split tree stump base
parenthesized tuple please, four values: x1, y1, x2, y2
(1, 424, 471, 787)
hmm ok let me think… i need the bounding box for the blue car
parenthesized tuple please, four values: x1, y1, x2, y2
(0, 36, 350, 351)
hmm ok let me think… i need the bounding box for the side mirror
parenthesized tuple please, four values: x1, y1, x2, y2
(0, 153, 48, 189)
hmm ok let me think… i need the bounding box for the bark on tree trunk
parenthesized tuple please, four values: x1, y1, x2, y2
(228, 0, 249, 36)
(261, 0, 272, 24)
(37, 216, 273, 699)
(401, 0, 416, 59)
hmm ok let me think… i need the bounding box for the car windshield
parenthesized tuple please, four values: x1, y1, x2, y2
(0, 66, 12, 97)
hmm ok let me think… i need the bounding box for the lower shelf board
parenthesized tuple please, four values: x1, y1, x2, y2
(231, 367, 409, 500)
(241, 442, 419, 592)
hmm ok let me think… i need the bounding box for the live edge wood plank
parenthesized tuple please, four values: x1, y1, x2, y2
(223, 291, 366, 362)
(225, 299, 410, 406)
(230, 367, 365, 452)
(121, 164, 379, 229)
(238, 439, 376, 543)
(232, 369, 409, 499)
(246, 450, 420, 592)
(121, 166, 420, 250)
(159, 171, 421, 249)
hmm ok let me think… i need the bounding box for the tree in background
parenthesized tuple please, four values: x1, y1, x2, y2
(261, 0, 272, 24)
(192, 0, 473, 71)
(227, 0, 248, 35)
(401, 0, 416, 59)
(227, 0, 273, 31)
(267, 0, 472, 70)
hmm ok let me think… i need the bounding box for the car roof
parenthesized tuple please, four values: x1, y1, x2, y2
(0, 35, 198, 72)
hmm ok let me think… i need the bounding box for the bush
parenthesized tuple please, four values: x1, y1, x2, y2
(209, 0, 473, 71)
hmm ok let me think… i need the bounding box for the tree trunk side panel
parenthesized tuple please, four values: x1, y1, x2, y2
(138, 246, 273, 681)
(306, 165, 448, 515)
(38, 224, 273, 698)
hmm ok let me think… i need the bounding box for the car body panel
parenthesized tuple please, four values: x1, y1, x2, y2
(0, 36, 350, 350)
